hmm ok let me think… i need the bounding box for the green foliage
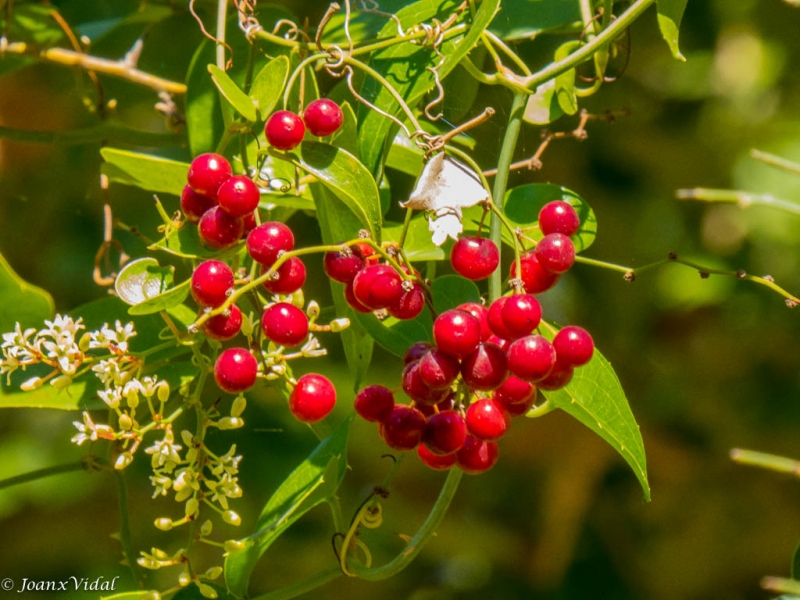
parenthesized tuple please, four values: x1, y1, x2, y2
(101, 148, 188, 196)
(657, 0, 689, 61)
(0, 252, 54, 332)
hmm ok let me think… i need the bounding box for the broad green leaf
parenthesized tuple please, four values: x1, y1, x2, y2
(354, 311, 432, 359)
(128, 279, 191, 316)
(283, 141, 381, 241)
(431, 275, 480, 314)
(489, 0, 581, 40)
(358, 0, 501, 176)
(657, 0, 689, 61)
(224, 416, 352, 598)
(332, 101, 359, 158)
(186, 41, 224, 156)
(554, 41, 580, 115)
(208, 64, 258, 122)
(259, 195, 315, 211)
(540, 326, 650, 501)
(101, 148, 189, 197)
(115, 258, 174, 306)
(250, 56, 289, 121)
(385, 132, 425, 176)
(383, 215, 445, 261)
(524, 79, 564, 125)
(151, 224, 233, 260)
(0, 252, 54, 332)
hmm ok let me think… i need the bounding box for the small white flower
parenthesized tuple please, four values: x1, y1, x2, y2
(301, 335, 326, 358)
(98, 386, 122, 410)
(150, 469, 173, 498)
(144, 428, 182, 470)
(71, 411, 97, 446)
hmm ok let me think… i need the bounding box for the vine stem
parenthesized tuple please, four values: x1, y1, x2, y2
(488, 92, 527, 301)
(675, 187, 800, 216)
(216, 0, 228, 71)
(730, 448, 800, 476)
(0, 460, 92, 490)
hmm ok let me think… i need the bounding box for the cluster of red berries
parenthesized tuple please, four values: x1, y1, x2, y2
(264, 98, 344, 151)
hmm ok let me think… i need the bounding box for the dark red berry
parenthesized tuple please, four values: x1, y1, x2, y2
(433, 309, 481, 358)
(539, 200, 580, 237)
(460, 343, 508, 391)
(404, 342, 433, 365)
(465, 398, 509, 441)
(503, 393, 537, 417)
(198, 207, 244, 250)
(201, 304, 242, 341)
(181, 185, 217, 223)
(494, 375, 535, 406)
(265, 110, 306, 151)
(553, 326, 594, 366)
(187, 153, 232, 199)
(417, 444, 456, 470)
(387, 283, 425, 320)
(344, 281, 372, 313)
(456, 435, 499, 474)
(424, 410, 467, 455)
(457, 302, 491, 341)
(402, 360, 449, 406)
(534, 233, 575, 274)
(507, 334, 556, 382)
(354, 385, 395, 423)
(323, 247, 365, 283)
(289, 373, 336, 423)
(191, 260, 234, 307)
(501, 294, 542, 338)
(302, 98, 343, 137)
(214, 348, 257, 393)
(242, 210, 260, 236)
(379, 405, 426, 451)
(352, 264, 403, 310)
(217, 175, 260, 218)
(262, 257, 306, 295)
(537, 360, 574, 391)
(247, 222, 295, 266)
(450, 236, 499, 281)
(418, 349, 460, 390)
(416, 394, 456, 417)
(514, 251, 560, 294)
(261, 302, 309, 347)
(487, 297, 516, 340)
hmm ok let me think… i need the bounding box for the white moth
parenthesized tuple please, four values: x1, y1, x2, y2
(402, 153, 489, 246)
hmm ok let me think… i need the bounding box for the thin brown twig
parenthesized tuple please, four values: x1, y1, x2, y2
(49, 9, 105, 112)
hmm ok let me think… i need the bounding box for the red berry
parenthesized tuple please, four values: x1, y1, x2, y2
(201, 304, 242, 340)
(537, 360, 574, 391)
(387, 283, 425, 320)
(214, 348, 257, 393)
(503, 393, 538, 417)
(416, 393, 456, 417)
(424, 410, 467, 455)
(433, 309, 481, 358)
(418, 349, 460, 390)
(187, 153, 232, 199)
(456, 435, 499, 474)
(494, 375, 535, 406)
(553, 326, 594, 366)
(344, 281, 372, 313)
(265, 110, 305, 150)
(465, 398, 509, 441)
(262, 257, 306, 295)
(198, 207, 244, 250)
(486, 334, 511, 351)
(514, 251, 560, 294)
(460, 343, 508, 391)
(261, 302, 308, 347)
(534, 233, 575, 274)
(323, 247, 365, 283)
(457, 302, 491, 341)
(501, 294, 542, 338)
(242, 210, 260, 236)
(352, 264, 403, 310)
(507, 334, 556, 382)
(379, 405, 426, 451)
(181, 185, 217, 223)
(487, 297, 516, 340)
(303, 98, 343, 137)
(289, 373, 336, 423)
(404, 342, 433, 365)
(402, 360, 449, 406)
(247, 222, 295, 266)
(354, 385, 395, 423)
(217, 175, 260, 218)
(417, 444, 456, 470)
(191, 260, 234, 307)
(539, 200, 580, 237)
(450, 236, 499, 281)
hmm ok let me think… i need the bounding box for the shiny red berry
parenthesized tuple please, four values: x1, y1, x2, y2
(187, 153, 232, 199)
(217, 175, 260, 218)
(247, 222, 295, 266)
(352, 264, 403, 310)
(460, 343, 508, 391)
(450, 236, 499, 281)
(534, 233, 575, 274)
(262, 257, 306, 295)
(539, 200, 580, 237)
(507, 334, 556, 382)
(323, 247, 366, 283)
(289, 373, 336, 423)
(261, 302, 309, 347)
(457, 302, 491, 341)
(456, 435, 499, 474)
(465, 398, 509, 441)
(416, 393, 456, 418)
(354, 385, 395, 423)
(494, 375, 535, 406)
(501, 293, 542, 338)
(503, 393, 538, 417)
(402, 360, 449, 406)
(418, 349, 460, 390)
(201, 304, 242, 341)
(379, 405, 426, 451)
(417, 444, 456, 470)
(514, 251, 560, 294)
(487, 297, 516, 340)
(303, 98, 343, 137)
(537, 360, 574, 391)
(404, 342, 433, 365)
(387, 283, 425, 320)
(198, 207, 244, 250)
(553, 326, 594, 366)
(181, 185, 217, 223)
(433, 309, 481, 358)
(242, 210, 260, 236)
(424, 410, 467, 455)
(214, 348, 257, 393)
(191, 260, 234, 307)
(265, 110, 306, 151)
(344, 281, 372, 313)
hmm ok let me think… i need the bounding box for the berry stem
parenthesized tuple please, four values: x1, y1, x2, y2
(525, 398, 555, 419)
(397, 207, 414, 249)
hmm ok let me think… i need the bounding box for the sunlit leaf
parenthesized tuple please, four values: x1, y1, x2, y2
(101, 148, 188, 197)
(431, 275, 480, 314)
(128, 279, 191, 316)
(250, 56, 289, 121)
(554, 41, 580, 115)
(208, 65, 258, 122)
(489, 0, 581, 40)
(332, 101, 359, 158)
(382, 216, 445, 261)
(0, 252, 54, 332)
(115, 258, 174, 306)
(524, 78, 565, 125)
(186, 40, 224, 156)
(656, 0, 689, 61)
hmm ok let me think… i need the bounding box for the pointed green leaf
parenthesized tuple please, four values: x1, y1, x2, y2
(224, 416, 352, 598)
(186, 41, 224, 156)
(382, 215, 445, 261)
(656, 0, 689, 61)
(524, 80, 565, 125)
(250, 56, 290, 121)
(208, 64, 258, 122)
(489, 0, 581, 40)
(332, 101, 359, 158)
(354, 311, 432, 359)
(101, 148, 189, 196)
(540, 327, 650, 501)
(0, 252, 54, 332)
(431, 275, 480, 314)
(385, 132, 425, 176)
(115, 258, 174, 306)
(554, 41, 580, 115)
(128, 279, 191, 316)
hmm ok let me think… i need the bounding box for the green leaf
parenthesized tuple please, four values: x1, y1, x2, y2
(186, 40, 224, 156)
(0, 252, 54, 332)
(101, 148, 189, 197)
(792, 541, 800, 580)
(282, 141, 381, 241)
(224, 416, 352, 598)
(115, 258, 175, 306)
(208, 65, 258, 122)
(656, 0, 689, 61)
(354, 311, 432, 359)
(431, 275, 480, 314)
(523, 79, 565, 125)
(540, 326, 650, 501)
(554, 41, 580, 115)
(382, 215, 445, 261)
(385, 132, 425, 176)
(489, 0, 581, 40)
(128, 279, 191, 316)
(332, 101, 359, 158)
(250, 56, 290, 121)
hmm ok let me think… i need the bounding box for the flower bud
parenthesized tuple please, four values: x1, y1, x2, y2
(126, 389, 140, 409)
(185, 498, 199, 518)
(198, 583, 218, 599)
(94, 424, 116, 440)
(137, 557, 161, 570)
(181, 430, 194, 446)
(205, 566, 223, 580)
(154, 517, 174, 531)
(200, 520, 213, 537)
(222, 510, 241, 526)
(157, 381, 170, 403)
(118, 413, 133, 431)
(20, 376, 43, 391)
(217, 417, 244, 430)
(223, 539, 247, 552)
(231, 395, 247, 418)
(115, 452, 133, 470)
(78, 333, 92, 352)
(306, 300, 320, 319)
(329, 318, 350, 332)
(178, 570, 191, 587)
(51, 375, 72, 389)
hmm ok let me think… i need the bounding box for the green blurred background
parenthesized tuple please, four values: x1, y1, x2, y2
(1, 1, 800, 599)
